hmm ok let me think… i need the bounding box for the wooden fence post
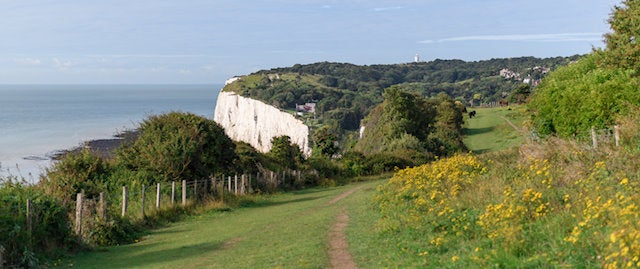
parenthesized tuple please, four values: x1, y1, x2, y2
(171, 181, 176, 205)
(122, 186, 128, 217)
(194, 179, 199, 201)
(26, 199, 32, 247)
(228, 176, 231, 192)
(204, 177, 209, 198)
(99, 192, 106, 220)
(614, 125, 620, 147)
(75, 193, 83, 236)
(141, 184, 146, 217)
(182, 180, 187, 206)
(234, 174, 238, 194)
(211, 176, 218, 197)
(156, 183, 161, 209)
(591, 126, 598, 149)
(240, 174, 245, 195)
(270, 171, 275, 188)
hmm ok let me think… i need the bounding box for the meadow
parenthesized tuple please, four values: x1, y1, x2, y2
(56, 179, 384, 269)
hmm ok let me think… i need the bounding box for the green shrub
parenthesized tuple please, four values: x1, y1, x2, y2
(116, 112, 237, 184)
(88, 216, 139, 247)
(0, 179, 73, 268)
(41, 150, 113, 208)
(529, 54, 640, 137)
(267, 135, 304, 170)
(306, 156, 341, 184)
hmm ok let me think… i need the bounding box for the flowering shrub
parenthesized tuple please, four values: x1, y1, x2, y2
(375, 151, 640, 267)
(376, 154, 485, 232)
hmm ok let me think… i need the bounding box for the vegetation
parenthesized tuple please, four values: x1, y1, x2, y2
(116, 112, 237, 184)
(225, 56, 577, 154)
(0, 178, 73, 268)
(601, 0, 640, 71)
(530, 0, 640, 138)
(56, 180, 383, 269)
(5, 2, 640, 267)
(372, 112, 640, 267)
(462, 106, 527, 154)
(355, 87, 466, 166)
(529, 54, 639, 137)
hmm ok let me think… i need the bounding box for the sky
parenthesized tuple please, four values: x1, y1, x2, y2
(0, 0, 622, 84)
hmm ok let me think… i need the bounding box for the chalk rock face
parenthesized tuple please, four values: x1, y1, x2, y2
(214, 91, 311, 157)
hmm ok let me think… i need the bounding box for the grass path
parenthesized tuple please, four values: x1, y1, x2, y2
(60, 180, 384, 269)
(463, 106, 527, 153)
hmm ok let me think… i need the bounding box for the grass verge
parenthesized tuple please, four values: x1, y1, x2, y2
(57, 179, 386, 269)
(463, 106, 528, 153)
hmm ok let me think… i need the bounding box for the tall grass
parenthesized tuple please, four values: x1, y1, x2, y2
(373, 111, 640, 267)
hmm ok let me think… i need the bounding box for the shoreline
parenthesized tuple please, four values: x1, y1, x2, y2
(50, 130, 139, 160)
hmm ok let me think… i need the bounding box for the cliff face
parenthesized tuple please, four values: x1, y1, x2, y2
(214, 91, 311, 157)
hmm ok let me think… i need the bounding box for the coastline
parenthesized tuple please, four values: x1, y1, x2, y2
(52, 130, 139, 160)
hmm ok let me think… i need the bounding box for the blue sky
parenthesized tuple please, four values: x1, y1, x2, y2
(1, 0, 621, 84)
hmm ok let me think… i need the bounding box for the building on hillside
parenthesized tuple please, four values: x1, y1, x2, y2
(499, 68, 521, 80)
(296, 103, 316, 114)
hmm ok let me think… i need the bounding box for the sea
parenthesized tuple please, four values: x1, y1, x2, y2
(0, 84, 222, 182)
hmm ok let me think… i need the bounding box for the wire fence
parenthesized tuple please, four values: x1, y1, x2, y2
(5, 169, 312, 248)
(530, 125, 621, 150)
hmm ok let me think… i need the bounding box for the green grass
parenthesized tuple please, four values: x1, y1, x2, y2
(463, 106, 528, 153)
(57, 179, 386, 269)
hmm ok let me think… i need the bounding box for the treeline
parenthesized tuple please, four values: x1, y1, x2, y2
(225, 56, 577, 152)
(256, 55, 579, 101)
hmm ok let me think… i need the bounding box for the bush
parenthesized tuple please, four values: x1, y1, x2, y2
(0, 179, 73, 268)
(117, 112, 237, 184)
(41, 150, 113, 208)
(529, 54, 640, 137)
(88, 216, 139, 247)
(306, 156, 341, 183)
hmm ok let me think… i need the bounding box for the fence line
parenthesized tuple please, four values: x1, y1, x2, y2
(8, 168, 313, 245)
(529, 125, 621, 150)
(70, 169, 308, 242)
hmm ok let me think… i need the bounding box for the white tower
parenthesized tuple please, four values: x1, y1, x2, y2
(414, 53, 420, 63)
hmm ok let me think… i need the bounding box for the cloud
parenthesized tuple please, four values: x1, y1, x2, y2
(14, 57, 42, 66)
(85, 54, 204, 59)
(52, 57, 76, 70)
(419, 33, 603, 44)
(372, 6, 404, 12)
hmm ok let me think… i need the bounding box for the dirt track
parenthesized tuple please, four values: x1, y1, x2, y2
(327, 187, 361, 269)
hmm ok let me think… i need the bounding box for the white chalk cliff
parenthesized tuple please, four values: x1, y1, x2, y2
(214, 89, 311, 157)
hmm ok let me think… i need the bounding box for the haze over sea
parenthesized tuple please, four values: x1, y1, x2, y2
(0, 84, 221, 182)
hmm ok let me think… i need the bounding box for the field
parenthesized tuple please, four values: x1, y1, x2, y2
(57, 179, 386, 269)
(463, 106, 528, 153)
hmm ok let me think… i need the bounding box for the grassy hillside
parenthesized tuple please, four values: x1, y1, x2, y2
(463, 106, 528, 153)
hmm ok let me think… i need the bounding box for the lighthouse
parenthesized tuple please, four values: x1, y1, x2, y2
(414, 53, 420, 63)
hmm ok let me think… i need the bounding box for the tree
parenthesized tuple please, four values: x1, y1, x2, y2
(508, 84, 531, 104)
(269, 135, 304, 169)
(117, 112, 237, 184)
(312, 126, 339, 157)
(601, 0, 640, 71)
